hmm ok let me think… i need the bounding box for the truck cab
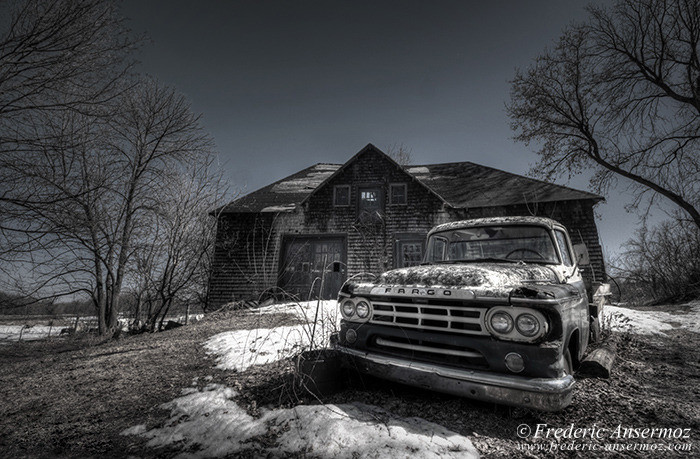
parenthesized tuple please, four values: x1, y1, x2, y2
(334, 216, 606, 411)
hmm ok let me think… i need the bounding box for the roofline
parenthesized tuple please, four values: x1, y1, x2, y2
(299, 143, 450, 207)
(413, 160, 604, 203)
(213, 162, 343, 215)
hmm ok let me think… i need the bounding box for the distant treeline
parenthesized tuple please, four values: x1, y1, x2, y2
(0, 291, 201, 318)
(0, 292, 94, 316)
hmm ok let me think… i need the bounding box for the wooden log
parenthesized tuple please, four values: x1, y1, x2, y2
(579, 343, 616, 378)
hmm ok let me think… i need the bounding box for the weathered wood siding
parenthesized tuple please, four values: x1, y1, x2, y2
(301, 148, 448, 277)
(208, 213, 279, 306)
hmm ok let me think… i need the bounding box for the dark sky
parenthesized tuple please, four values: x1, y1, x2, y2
(120, 0, 648, 257)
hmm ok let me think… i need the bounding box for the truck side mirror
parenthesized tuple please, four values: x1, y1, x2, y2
(573, 243, 590, 266)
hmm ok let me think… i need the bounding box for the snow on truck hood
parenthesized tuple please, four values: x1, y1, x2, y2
(377, 263, 559, 290)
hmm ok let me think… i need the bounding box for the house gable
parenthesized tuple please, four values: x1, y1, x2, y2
(303, 144, 446, 221)
(300, 143, 448, 210)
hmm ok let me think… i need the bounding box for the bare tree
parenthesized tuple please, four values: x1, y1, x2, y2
(385, 142, 413, 166)
(508, 0, 700, 228)
(610, 215, 700, 302)
(0, 0, 135, 299)
(0, 2, 230, 335)
(133, 152, 227, 331)
(0, 0, 135, 146)
(0, 79, 220, 334)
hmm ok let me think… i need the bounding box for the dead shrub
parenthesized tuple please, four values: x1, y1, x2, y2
(610, 219, 700, 304)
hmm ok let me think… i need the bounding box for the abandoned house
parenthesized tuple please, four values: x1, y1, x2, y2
(208, 144, 606, 307)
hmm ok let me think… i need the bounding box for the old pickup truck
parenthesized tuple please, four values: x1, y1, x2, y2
(334, 216, 608, 411)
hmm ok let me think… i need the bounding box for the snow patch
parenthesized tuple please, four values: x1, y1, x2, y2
(378, 264, 557, 289)
(250, 300, 339, 325)
(204, 326, 310, 372)
(603, 303, 700, 335)
(314, 163, 341, 171)
(261, 204, 296, 212)
(122, 384, 479, 458)
(121, 424, 148, 436)
(205, 301, 339, 372)
(270, 166, 339, 194)
(0, 324, 67, 342)
(406, 166, 430, 174)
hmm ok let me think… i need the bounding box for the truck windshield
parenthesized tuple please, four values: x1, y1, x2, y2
(425, 225, 559, 264)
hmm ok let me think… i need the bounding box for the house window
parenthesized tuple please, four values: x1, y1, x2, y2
(395, 235, 426, 268)
(358, 187, 383, 213)
(389, 183, 407, 205)
(333, 185, 350, 207)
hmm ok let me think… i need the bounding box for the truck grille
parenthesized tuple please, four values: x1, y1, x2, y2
(370, 335, 489, 369)
(369, 301, 488, 336)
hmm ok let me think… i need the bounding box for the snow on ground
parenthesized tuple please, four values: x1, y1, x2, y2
(122, 384, 479, 459)
(204, 325, 310, 371)
(0, 313, 205, 343)
(204, 300, 339, 372)
(250, 299, 339, 327)
(0, 324, 67, 342)
(603, 301, 700, 336)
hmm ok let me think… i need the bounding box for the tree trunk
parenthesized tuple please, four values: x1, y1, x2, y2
(97, 288, 107, 335)
(132, 295, 142, 330)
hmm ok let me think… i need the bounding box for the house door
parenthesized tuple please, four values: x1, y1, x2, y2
(279, 236, 346, 300)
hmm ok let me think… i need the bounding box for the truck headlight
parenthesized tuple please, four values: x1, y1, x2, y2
(355, 300, 370, 318)
(341, 299, 355, 318)
(516, 313, 541, 337)
(490, 312, 514, 334)
(485, 306, 548, 341)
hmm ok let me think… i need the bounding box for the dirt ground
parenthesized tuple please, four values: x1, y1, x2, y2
(0, 308, 698, 458)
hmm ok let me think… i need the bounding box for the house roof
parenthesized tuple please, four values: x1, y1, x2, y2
(406, 161, 602, 208)
(218, 147, 603, 214)
(218, 163, 341, 213)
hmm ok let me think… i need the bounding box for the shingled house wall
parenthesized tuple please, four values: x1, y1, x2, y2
(208, 146, 607, 308)
(208, 213, 278, 305)
(301, 149, 448, 277)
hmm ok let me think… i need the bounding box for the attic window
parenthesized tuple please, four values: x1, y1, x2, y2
(389, 183, 407, 205)
(333, 185, 350, 207)
(359, 187, 383, 212)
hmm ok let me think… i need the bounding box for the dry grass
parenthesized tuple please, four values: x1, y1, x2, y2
(0, 309, 299, 458)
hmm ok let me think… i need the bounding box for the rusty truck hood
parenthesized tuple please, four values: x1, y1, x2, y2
(377, 263, 559, 289)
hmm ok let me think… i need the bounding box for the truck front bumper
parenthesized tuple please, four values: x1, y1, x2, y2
(336, 345, 575, 411)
